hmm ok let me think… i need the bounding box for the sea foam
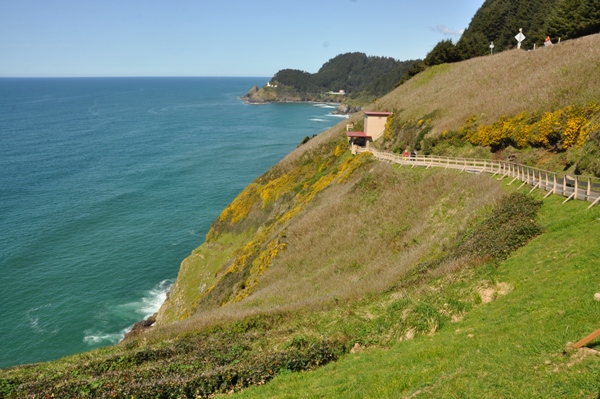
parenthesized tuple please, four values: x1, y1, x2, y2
(83, 279, 173, 345)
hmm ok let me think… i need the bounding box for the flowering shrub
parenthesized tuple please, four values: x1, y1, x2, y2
(463, 102, 600, 151)
(233, 238, 288, 302)
(379, 111, 438, 153)
(197, 141, 372, 310)
(333, 143, 345, 157)
(218, 183, 261, 224)
(384, 113, 395, 140)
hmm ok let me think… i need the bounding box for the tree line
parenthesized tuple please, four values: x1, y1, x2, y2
(424, 0, 600, 67)
(271, 52, 416, 98)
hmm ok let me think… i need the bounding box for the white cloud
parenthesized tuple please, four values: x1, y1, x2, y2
(432, 25, 465, 37)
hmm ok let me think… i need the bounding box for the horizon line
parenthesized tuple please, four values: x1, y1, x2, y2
(0, 75, 272, 79)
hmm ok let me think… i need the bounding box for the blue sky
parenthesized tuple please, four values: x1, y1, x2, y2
(0, 0, 484, 77)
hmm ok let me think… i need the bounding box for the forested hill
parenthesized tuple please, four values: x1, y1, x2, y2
(423, 0, 600, 65)
(273, 53, 414, 95)
(244, 52, 416, 103)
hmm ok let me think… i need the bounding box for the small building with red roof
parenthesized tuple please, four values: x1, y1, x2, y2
(347, 111, 392, 154)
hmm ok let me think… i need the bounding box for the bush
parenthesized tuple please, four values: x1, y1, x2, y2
(455, 192, 543, 261)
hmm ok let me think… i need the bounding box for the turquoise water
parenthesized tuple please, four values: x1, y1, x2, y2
(0, 77, 345, 368)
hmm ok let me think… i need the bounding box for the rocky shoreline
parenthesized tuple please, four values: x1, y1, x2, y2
(242, 85, 361, 115)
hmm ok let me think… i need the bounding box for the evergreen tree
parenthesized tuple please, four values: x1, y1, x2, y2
(272, 69, 312, 91)
(547, 0, 600, 39)
(454, 0, 561, 57)
(363, 60, 417, 96)
(270, 53, 405, 95)
(424, 39, 461, 66)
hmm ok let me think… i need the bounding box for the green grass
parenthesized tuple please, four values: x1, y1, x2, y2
(2, 167, 598, 398)
(411, 63, 450, 88)
(229, 194, 600, 398)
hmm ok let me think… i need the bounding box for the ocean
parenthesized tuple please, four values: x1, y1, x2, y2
(0, 77, 345, 368)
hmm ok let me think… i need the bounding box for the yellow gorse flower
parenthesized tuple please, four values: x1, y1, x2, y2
(462, 102, 600, 150)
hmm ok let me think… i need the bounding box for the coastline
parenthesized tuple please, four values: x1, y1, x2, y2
(241, 84, 362, 115)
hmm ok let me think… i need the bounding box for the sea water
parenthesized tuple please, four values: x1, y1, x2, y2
(0, 77, 345, 368)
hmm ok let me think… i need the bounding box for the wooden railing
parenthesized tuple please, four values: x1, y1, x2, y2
(355, 147, 600, 208)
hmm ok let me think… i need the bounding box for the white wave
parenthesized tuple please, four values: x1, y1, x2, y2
(135, 279, 174, 319)
(310, 118, 328, 122)
(83, 327, 130, 345)
(313, 103, 337, 109)
(82, 279, 173, 346)
(328, 114, 350, 119)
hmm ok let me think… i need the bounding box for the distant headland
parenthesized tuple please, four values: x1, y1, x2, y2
(241, 52, 417, 114)
(242, 84, 362, 115)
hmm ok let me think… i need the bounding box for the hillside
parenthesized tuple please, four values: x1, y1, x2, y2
(373, 33, 600, 177)
(2, 35, 600, 398)
(243, 52, 416, 104)
(407, 0, 600, 83)
(231, 194, 600, 398)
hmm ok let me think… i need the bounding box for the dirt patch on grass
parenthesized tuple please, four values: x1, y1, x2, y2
(478, 282, 513, 304)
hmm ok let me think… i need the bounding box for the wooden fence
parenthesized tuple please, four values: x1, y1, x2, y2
(355, 147, 600, 208)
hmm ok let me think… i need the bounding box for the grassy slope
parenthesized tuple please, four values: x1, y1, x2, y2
(373, 33, 600, 135)
(157, 33, 600, 333)
(231, 194, 600, 398)
(2, 35, 600, 398)
(151, 153, 506, 334)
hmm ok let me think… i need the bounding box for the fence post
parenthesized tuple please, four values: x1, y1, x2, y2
(356, 152, 599, 207)
(586, 178, 591, 201)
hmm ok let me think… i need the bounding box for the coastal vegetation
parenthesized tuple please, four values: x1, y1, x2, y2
(372, 32, 600, 179)
(2, 2, 600, 397)
(244, 52, 416, 104)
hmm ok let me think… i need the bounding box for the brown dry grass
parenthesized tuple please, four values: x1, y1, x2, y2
(374, 33, 600, 134)
(154, 161, 504, 336)
(238, 164, 502, 308)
